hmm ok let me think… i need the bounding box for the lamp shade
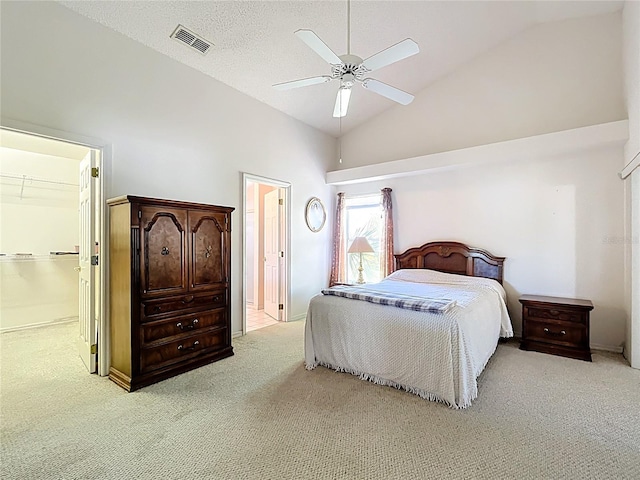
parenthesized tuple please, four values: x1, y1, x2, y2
(348, 236, 374, 254)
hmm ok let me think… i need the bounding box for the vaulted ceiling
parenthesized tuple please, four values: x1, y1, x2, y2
(59, 1, 623, 137)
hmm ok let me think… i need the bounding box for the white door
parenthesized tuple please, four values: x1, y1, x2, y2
(264, 189, 281, 320)
(78, 151, 97, 373)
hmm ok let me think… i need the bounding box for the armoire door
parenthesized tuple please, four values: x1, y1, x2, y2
(188, 210, 228, 292)
(139, 206, 188, 297)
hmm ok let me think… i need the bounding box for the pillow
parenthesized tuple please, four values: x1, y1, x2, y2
(385, 269, 506, 299)
(385, 269, 464, 284)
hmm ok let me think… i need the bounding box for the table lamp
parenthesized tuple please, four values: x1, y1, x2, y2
(348, 236, 374, 284)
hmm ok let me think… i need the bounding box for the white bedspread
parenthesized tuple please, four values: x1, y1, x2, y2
(304, 269, 513, 408)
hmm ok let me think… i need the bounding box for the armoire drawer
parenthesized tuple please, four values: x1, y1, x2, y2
(141, 309, 227, 344)
(140, 328, 228, 374)
(141, 290, 226, 320)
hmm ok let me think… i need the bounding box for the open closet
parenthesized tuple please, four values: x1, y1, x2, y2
(0, 129, 100, 373)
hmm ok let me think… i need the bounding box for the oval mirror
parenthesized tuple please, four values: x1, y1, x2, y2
(305, 197, 326, 233)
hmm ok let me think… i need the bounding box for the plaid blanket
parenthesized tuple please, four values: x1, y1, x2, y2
(321, 285, 456, 314)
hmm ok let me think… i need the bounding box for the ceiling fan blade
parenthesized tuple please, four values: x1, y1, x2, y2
(295, 29, 343, 65)
(273, 76, 332, 91)
(361, 39, 419, 72)
(362, 79, 414, 105)
(333, 87, 352, 118)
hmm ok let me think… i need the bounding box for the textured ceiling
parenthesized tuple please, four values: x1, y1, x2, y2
(59, 1, 623, 137)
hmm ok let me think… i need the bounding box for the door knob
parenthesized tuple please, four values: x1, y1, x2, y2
(74, 266, 81, 272)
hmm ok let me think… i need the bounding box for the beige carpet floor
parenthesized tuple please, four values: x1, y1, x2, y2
(1, 320, 639, 480)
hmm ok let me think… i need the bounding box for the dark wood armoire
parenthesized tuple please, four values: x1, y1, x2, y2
(107, 196, 234, 391)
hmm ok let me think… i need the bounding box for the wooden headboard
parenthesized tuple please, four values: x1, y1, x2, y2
(394, 241, 505, 284)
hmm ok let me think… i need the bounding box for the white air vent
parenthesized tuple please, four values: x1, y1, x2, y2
(170, 25, 212, 55)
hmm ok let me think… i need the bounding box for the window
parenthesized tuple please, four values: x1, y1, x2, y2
(344, 195, 382, 284)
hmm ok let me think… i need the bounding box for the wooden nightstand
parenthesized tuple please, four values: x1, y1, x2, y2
(519, 294, 593, 361)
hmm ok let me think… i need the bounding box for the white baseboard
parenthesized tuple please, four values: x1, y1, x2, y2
(1, 316, 78, 333)
(591, 343, 624, 354)
(232, 330, 243, 338)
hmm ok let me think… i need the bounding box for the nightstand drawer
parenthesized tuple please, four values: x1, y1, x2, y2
(524, 319, 586, 347)
(524, 306, 586, 325)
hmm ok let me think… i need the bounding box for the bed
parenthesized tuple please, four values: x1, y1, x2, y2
(304, 241, 513, 408)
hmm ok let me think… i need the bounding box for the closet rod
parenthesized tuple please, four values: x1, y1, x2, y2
(0, 173, 79, 187)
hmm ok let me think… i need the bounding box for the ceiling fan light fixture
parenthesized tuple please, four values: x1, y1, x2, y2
(341, 73, 355, 88)
(333, 87, 352, 118)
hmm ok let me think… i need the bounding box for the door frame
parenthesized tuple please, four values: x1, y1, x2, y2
(1, 117, 111, 376)
(241, 173, 291, 335)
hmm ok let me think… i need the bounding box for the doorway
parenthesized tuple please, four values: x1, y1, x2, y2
(242, 174, 290, 334)
(0, 127, 105, 375)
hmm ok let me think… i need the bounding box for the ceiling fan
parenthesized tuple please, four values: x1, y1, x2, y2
(272, 3, 419, 118)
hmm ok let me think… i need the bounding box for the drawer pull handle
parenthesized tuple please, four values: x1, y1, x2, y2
(153, 306, 162, 313)
(213, 295, 220, 303)
(182, 296, 195, 304)
(177, 340, 200, 351)
(543, 328, 566, 336)
(161, 247, 170, 256)
(176, 319, 199, 331)
(549, 309, 560, 316)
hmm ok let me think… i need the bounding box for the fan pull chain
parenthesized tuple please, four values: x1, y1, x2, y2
(347, 0, 351, 55)
(341, 0, 348, 163)
(339, 103, 343, 163)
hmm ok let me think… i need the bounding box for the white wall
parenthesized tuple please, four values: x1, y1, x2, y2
(0, 2, 336, 335)
(623, 1, 640, 164)
(0, 147, 80, 330)
(623, 0, 640, 367)
(338, 146, 626, 351)
(339, 12, 624, 169)
(629, 169, 640, 366)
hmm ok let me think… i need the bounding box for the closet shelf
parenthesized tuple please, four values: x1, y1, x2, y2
(0, 173, 78, 187)
(0, 173, 79, 199)
(0, 253, 79, 262)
